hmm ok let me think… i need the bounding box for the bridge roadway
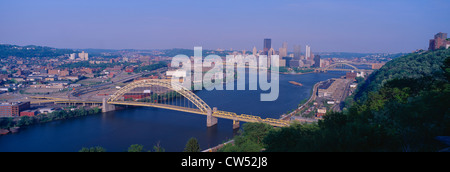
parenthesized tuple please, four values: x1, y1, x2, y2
(109, 101, 289, 127)
(28, 97, 289, 127)
(71, 68, 167, 97)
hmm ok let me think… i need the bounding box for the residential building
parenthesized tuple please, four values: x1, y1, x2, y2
(78, 51, 89, 61)
(429, 32, 450, 51)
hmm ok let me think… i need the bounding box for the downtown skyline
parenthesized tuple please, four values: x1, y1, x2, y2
(1, 0, 449, 53)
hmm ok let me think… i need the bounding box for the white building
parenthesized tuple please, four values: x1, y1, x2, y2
(69, 53, 76, 60)
(305, 45, 311, 60)
(78, 51, 89, 61)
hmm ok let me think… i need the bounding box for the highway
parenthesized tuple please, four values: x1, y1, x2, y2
(71, 68, 167, 97)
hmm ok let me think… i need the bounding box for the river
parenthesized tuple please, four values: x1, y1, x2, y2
(0, 72, 345, 152)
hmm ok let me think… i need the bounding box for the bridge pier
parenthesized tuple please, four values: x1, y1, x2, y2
(102, 98, 116, 113)
(207, 107, 218, 127)
(233, 120, 240, 130)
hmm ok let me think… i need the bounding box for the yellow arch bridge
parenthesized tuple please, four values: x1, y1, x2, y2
(104, 79, 290, 128)
(316, 62, 359, 72)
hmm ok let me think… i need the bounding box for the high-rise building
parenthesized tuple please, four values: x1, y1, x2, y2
(293, 45, 301, 60)
(78, 51, 89, 61)
(313, 55, 321, 68)
(279, 47, 287, 58)
(253, 46, 257, 55)
(305, 45, 311, 60)
(283, 57, 292, 67)
(268, 48, 275, 67)
(282, 42, 288, 49)
(263, 38, 271, 56)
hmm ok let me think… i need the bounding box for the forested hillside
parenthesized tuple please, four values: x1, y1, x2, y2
(0, 44, 75, 58)
(221, 48, 450, 152)
(354, 49, 449, 102)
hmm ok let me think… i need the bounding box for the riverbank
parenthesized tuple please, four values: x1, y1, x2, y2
(281, 80, 323, 121)
(0, 107, 101, 136)
(279, 71, 315, 75)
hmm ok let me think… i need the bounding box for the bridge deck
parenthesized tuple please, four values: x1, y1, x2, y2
(109, 101, 289, 127)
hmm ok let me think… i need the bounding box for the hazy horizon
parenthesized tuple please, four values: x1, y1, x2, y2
(1, 0, 449, 53)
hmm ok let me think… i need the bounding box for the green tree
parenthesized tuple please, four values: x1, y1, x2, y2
(153, 141, 165, 152)
(128, 144, 145, 152)
(79, 146, 106, 152)
(220, 123, 274, 152)
(16, 116, 35, 126)
(184, 137, 201, 152)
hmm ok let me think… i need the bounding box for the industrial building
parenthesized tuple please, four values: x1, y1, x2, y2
(0, 101, 30, 117)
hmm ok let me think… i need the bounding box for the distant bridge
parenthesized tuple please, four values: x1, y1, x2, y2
(316, 63, 360, 72)
(29, 96, 102, 105)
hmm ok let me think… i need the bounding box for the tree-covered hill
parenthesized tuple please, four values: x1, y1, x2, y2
(0, 44, 76, 58)
(354, 48, 449, 103)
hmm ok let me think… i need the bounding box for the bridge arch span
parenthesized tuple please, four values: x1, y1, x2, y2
(108, 79, 211, 114)
(324, 63, 359, 71)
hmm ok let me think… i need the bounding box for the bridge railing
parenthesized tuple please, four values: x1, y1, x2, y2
(213, 110, 289, 127)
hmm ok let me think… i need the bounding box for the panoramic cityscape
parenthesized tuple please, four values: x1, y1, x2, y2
(0, 0, 449, 166)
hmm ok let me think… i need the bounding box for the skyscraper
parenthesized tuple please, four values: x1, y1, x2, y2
(313, 55, 321, 68)
(279, 47, 287, 58)
(268, 48, 275, 67)
(263, 38, 271, 56)
(293, 45, 301, 60)
(305, 45, 311, 60)
(253, 46, 257, 55)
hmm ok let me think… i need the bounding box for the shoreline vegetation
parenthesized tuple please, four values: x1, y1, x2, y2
(0, 107, 101, 136)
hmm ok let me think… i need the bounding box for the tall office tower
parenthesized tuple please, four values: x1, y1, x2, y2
(313, 55, 321, 68)
(263, 38, 271, 56)
(279, 47, 287, 58)
(268, 48, 275, 67)
(282, 42, 288, 49)
(293, 45, 301, 60)
(305, 45, 311, 60)
(253, 46, 257, 55)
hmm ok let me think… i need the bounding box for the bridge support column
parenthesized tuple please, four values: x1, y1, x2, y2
(102, 98, 116, 113)
(233, 120, 240, 130)
(207, 107, 218, 127)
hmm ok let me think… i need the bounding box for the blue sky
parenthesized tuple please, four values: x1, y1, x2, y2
(0, 0, 449, 53)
